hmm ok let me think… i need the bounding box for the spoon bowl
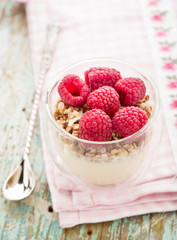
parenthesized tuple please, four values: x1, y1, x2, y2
(3, 155, 35, 201)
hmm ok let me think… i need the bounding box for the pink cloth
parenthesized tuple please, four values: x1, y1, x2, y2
(19, 0, 177, 228)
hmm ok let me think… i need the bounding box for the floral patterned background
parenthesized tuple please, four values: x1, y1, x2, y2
(142, 0, 177, 161)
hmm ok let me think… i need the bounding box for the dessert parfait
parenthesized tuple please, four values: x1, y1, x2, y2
(44, 59, 159, 186)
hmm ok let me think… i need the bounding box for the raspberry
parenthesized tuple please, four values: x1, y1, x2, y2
(87, 86, 120, 117)
(85, 67, 121, 91)
(58, 74, 90, 107)
(79, 109, 112, 141)
(114, 77, 146, 106)
(112, 107, 148, 137)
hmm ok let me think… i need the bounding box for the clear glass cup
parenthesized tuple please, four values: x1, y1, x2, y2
(42, 58, 162, 190)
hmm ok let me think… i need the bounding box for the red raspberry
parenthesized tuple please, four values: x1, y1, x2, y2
(114, 77, 146, 106)
(79, 109, 112, 141)
(58, 74, 90, 107)
(112, 107, 148, 137)
(87, 86, 120, 117)
(85, 67, 121, 91)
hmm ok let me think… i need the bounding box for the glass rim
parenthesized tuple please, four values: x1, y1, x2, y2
(45, 58, 160, 145)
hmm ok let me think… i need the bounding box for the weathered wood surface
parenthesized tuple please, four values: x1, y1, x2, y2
(0, 1, 177, 239)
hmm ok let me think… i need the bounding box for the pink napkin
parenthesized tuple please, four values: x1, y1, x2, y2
(18, 0, 177, 228)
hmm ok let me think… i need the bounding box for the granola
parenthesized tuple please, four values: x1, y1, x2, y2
(53, 95, 152, 162)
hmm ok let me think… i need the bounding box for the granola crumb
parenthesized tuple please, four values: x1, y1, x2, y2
(68, 112, 74, 119)
(73, 124, 79, 130)
(100, 147, 106, 154)
(66, 126, 72, 133)
(125, 144, 134, 152)
(133, 143, 137, 149)
(111, 149, 119, 155)
(72, 130, 79, 137)
(119, 149, 128, 156)
(90, 148, 96, 154)
(79, 148, 85, 155)
(58, 102, 65, 114)
(64, 109, 69, 114)
(111, 130, 122, 140)
(85, 152, 92, 157)
(136, 96, 152, 119)
(73, 110, 79, 117)
(145, 95, 150, 101)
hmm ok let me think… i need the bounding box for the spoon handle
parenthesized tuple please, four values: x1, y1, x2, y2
(23, 24, 60, 160)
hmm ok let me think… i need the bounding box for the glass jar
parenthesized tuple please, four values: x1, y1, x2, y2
(42, 58, 162, 189)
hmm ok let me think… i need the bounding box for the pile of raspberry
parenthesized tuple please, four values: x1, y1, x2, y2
(57, 67, 149, 142)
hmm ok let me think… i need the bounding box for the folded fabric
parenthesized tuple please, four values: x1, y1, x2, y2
(18, 0, 177, 228)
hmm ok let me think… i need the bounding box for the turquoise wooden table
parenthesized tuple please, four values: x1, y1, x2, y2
(1, 1, 177, 239)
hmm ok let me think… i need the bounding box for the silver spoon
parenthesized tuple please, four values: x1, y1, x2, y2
(3, 24, 60, 201)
